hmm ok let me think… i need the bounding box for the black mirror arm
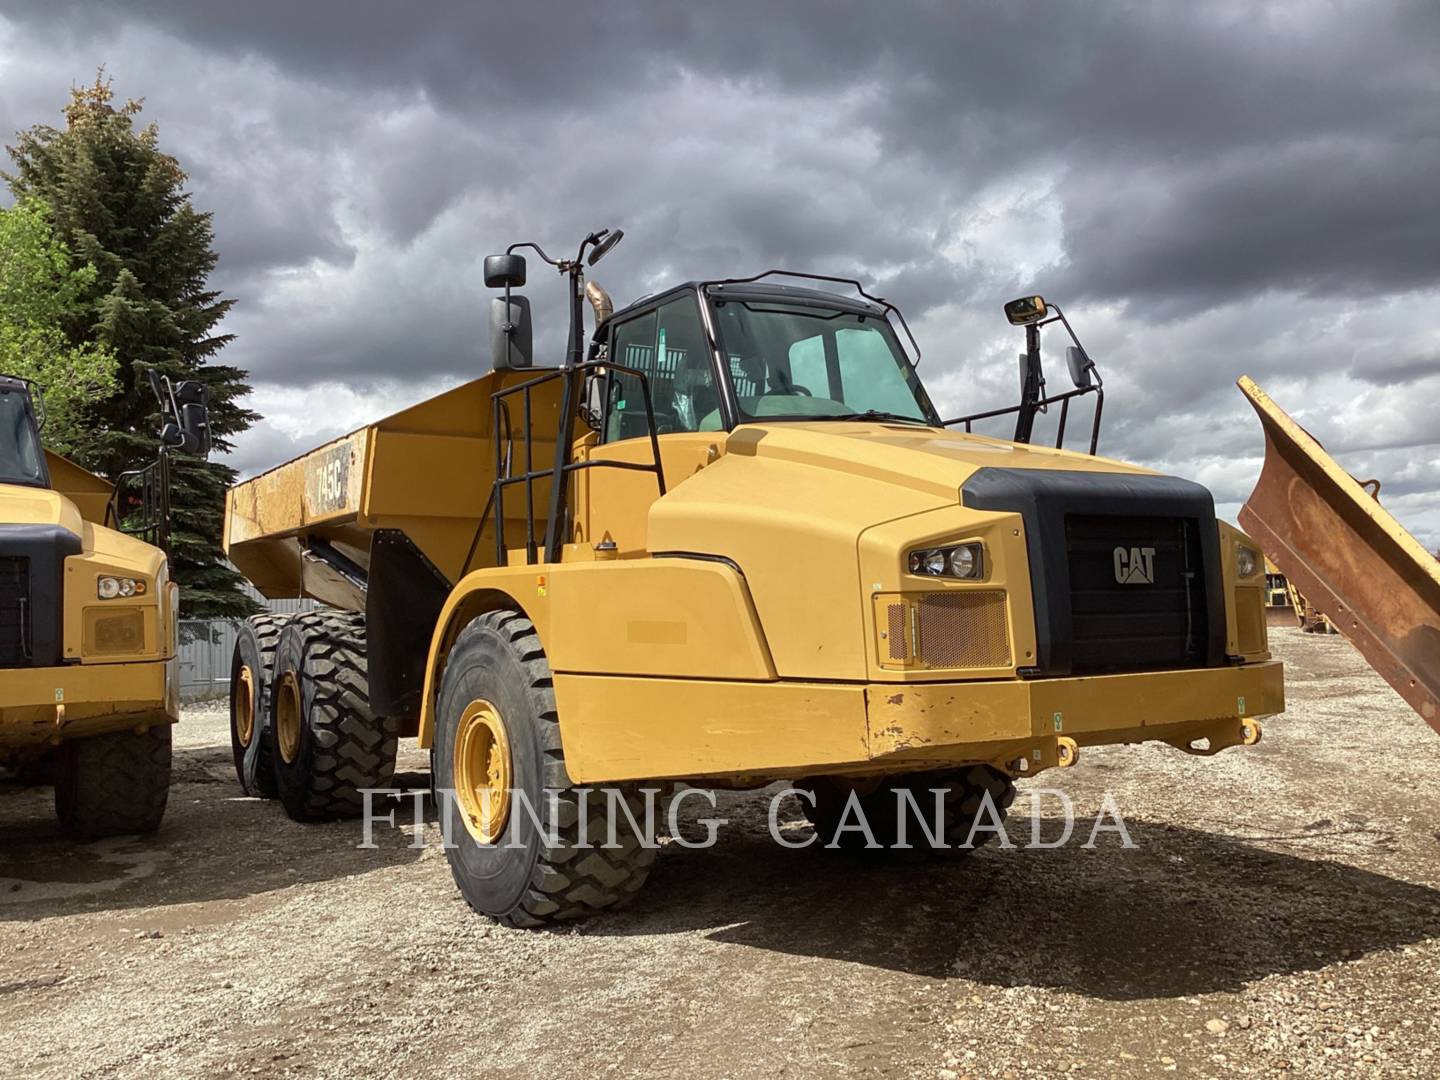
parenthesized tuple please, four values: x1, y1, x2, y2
(506, 240, 561, 267)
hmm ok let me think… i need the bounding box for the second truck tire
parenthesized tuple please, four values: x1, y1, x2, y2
(54, 723, 172, 839)
(271, 610, 397, 821)
(229, 613, 286, 799)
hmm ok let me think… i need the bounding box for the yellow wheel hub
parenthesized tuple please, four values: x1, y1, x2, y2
(276, 670, 302, 765)
(453, 699, 513, 844)
(235, 665, 256, 747)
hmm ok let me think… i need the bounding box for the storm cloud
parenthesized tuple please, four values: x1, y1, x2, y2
(1, 1, 1436, 544)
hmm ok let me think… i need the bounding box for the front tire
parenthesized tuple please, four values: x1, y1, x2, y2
(54, 724, 172, 839)
(434, 609, 657, 927)
(271, 610, 397, 821)
(230, 614, 286, 798)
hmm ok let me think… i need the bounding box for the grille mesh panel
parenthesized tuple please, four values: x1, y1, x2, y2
(1236, 588, 1267, 655)
(915, 590, 1010, 669)
(886, 602, 909, 661)
(0, 555, 30, 666)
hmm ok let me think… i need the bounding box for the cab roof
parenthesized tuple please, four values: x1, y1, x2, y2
(613, 279, 886, 323)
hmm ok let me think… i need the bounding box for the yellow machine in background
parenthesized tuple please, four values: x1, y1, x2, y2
(1263, 558, 1336, 633)
(0, 373, 209, 837)
(225, 230, 1282, 926)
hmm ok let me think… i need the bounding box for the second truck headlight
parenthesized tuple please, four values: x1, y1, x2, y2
(98, 575, 146, 600)
(1236, 545, 1260, 579)
(908, 541, 985, 580)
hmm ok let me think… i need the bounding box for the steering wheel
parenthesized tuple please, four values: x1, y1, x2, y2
(770, 369, 812, 396)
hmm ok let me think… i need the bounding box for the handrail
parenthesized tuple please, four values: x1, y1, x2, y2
(482, 360, 667, 567)
(946, 384, 1105, 456)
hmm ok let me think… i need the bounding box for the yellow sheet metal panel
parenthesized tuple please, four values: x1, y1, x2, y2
(1217, 519, 1271, 661)
(0, 483, 85, 535)
(1026, 660, 1283, 737)
(647, 440, 949, 681)
(857, 505, 1037, 681)
(554, 674, 869, 783)
(43, 449, 113, 525)
(544, 559, 777, 680)
(227, 428, 370, 548)
(0, 659, 170, 746)
(414, 557, 777, 746)
(576, 432, 724, 556)
(1238, 375, 1440, 730)
(553, 659, 1284, 784)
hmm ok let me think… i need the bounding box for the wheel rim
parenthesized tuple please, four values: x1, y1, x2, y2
(235, 665, 256, 747)
(453, 699, 512, 844)
(276, 670, 302, 765)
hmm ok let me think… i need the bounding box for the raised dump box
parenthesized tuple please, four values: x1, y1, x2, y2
(1238, 375, 1440, 732)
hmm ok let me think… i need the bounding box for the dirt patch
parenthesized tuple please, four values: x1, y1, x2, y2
(2, 631, 1438, 1078)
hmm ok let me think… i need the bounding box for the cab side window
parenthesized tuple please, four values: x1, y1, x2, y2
(605, 295, 719, 441)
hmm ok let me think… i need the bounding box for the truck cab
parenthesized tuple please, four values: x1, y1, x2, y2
(0, 373, 183, 838)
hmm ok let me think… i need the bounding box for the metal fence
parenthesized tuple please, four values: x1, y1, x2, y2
(176, 587, 319, 703)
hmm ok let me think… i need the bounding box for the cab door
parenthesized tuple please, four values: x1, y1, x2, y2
(573, 292, 726, 556)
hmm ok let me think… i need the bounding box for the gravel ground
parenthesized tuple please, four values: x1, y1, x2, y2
(3, 628, 1439, 1079)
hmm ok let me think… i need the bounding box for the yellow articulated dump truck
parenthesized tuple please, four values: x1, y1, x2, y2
(1, 372, 210, 837)
(225, 229, 1283, 926)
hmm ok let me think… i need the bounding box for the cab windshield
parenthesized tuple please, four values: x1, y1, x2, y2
(711, 299, 938, 425)
(0, 385, 45, 486)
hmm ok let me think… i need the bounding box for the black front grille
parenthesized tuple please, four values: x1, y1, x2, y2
(0, 554, 31, 665)
(0, 525, 81, 668)
(962, 467, 1227, 677)
(1065, 514, 1208, 674)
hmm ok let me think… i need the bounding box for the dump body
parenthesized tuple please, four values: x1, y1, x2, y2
(226, 371, 566, 606)
(1238, 375, 1440, 731)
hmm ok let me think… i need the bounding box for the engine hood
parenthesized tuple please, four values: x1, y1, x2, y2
(0, 482, 164, 570)
(0, 483, 85, 536)
(723, 422, 1156, 499)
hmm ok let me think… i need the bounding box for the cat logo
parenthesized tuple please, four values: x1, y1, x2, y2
(1112, 545, 1157, 585)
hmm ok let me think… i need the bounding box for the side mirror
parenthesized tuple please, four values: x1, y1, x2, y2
(483, 254, 527, 289)
(490, 295, 533, 369)
(1065, 345, 1093, 389)
(587, 228, 624, 266)
(1004, 295, 1048, 326)
(173, 379, 208, 406)
(177, 401, 211, 456)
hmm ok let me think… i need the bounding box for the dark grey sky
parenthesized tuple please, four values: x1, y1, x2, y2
(2, 1, 1437, 544)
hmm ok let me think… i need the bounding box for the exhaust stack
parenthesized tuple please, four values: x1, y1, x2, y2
(585, 280, 613, 329)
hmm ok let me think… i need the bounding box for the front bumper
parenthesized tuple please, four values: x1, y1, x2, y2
(0, 659, 175, 749)
(553, 660, 1285, 784)
(866, 660, 1284, 772)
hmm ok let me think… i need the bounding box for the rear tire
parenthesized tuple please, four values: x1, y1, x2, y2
(230, 614, 286, 798)
(54, 724, 172, 839)
(271, 610, 397, 821)
(799, 765, 1016, 857)
(434, 609, 657, 927)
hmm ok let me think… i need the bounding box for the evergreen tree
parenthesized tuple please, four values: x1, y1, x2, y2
(5, 73, 259, 618)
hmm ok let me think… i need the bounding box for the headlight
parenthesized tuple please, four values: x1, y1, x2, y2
(1236, 546, 1259, 579)
(908, 542, 985, 580)
(98, 575, 147, 600)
